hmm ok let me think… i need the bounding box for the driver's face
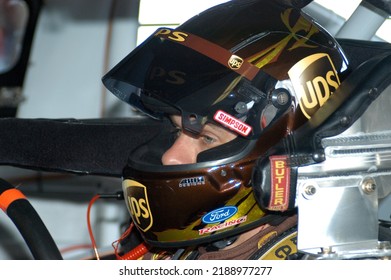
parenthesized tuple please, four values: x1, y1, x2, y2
(161, 115, 237, 165)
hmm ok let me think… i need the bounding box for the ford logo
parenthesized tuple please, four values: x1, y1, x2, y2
(202, 206, 238, 224)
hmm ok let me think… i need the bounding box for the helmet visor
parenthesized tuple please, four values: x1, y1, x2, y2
(102, 28, 265, 137)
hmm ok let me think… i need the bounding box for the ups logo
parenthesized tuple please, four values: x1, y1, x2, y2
(228, 55, 244, 70)
(288, 53, 341, 119)
(122, 179, 153, 232)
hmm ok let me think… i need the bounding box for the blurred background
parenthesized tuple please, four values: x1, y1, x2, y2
(0, 0, 390, 259)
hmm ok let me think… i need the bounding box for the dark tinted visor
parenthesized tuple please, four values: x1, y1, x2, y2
(102, 28, 262, 134)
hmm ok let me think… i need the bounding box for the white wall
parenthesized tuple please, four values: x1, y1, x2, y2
(18, 0, 139, 119)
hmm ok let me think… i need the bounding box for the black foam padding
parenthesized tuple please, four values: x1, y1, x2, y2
(0, 117, 163, 177)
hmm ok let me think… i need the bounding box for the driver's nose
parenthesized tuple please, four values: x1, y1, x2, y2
(161, 133, 198, 165)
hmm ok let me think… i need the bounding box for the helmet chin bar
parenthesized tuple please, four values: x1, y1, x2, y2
(296, 130, 391, 260)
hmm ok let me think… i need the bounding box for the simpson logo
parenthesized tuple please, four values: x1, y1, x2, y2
(269, 155, 290, 211)
(228, 55, 244, 70)
(122, 179, 153, 232)
(213, 110, 252, 136)
(288, 53, 341, 119)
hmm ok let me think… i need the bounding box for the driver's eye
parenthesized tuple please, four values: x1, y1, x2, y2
(202, 135, 216, 145)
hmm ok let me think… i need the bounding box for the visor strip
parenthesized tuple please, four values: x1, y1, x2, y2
(155, 28, 260, 81)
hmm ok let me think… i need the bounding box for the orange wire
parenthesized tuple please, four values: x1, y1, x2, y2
(60, 244, 93, 254)
(87, 194, 101, 260)
(118, 242, 149, 260)
(87, 194, 149, 260)
(112, 223, 149, 260)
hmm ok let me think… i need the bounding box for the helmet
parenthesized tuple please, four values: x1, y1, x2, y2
(102, 0, 349, 247)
